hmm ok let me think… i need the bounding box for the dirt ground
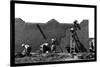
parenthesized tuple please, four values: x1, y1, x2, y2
(15, 52, 95, 64)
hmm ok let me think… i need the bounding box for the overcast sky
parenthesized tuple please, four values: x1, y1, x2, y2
(15, 3, 95, 38)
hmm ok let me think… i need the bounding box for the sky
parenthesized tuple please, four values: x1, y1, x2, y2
(15, 3, 95, 38)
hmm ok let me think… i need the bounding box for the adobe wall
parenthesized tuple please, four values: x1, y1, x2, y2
(15, 18, 89, 53)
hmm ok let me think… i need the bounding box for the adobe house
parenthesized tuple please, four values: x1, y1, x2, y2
(15, 18, 89, 53)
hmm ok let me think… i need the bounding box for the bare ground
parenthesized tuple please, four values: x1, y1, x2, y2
(15, 52, 95, 64)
